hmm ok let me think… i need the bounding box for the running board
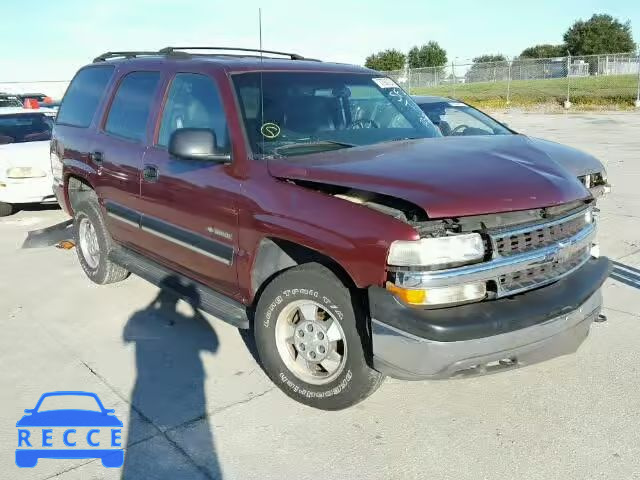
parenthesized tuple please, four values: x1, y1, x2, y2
(109, 247, 249, 329)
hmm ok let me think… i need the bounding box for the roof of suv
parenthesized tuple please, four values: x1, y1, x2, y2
(90, 48, 375, 75)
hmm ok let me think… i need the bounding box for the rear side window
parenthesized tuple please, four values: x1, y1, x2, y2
(57, 66, 114, 128)
(105, 71, 160, 142)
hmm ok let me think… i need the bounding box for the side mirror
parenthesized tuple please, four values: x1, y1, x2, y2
(24, 409, 33, 414)
(168, 128, 231, 163)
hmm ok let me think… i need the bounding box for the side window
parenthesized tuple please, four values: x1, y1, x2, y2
(348, 85, 411, 129)
(157, 73, 229, 152)
(105, 72, 160, 142)
(57, 66, 114, 127)
(442, 108, 492, 134)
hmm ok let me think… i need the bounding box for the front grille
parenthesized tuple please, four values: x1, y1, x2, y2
(493, 211, 587, 256)
(389, 204, 596, 302)
(498, 246, 590, 295)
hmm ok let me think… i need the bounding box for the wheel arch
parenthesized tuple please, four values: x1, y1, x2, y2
(65, 174, 97, 214)
(250, 237, 361, 307)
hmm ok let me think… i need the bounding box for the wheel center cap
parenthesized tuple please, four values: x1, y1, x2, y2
(295, 320, 330, 362)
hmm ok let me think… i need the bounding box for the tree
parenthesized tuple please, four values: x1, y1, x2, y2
(466, 54, 509, 83)
(520, 44, 566, 58)
(472, 54, 507, 63)
(563, 14, 636, 55)
(407, 41, 447, 69)
(364, 49, 406, 71)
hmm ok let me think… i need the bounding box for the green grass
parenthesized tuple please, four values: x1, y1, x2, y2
(411, 74, 639, 109)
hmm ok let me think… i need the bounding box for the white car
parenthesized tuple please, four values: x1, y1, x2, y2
(0, 108, 57, 216)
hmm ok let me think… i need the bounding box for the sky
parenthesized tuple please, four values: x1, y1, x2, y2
(1, 0, 639, 82)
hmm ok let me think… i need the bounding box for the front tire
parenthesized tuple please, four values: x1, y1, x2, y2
(254, 263, 384, 410)
(0, 202, 14, 217)
(73, 199, 129, 285)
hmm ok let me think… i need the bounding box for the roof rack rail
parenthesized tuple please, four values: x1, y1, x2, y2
(158, 46, 313, 61)
(93, 47, 320, 64)
(93, 51, 165, 63)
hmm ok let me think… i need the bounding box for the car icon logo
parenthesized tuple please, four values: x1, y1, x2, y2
(16, 391, 124, 468)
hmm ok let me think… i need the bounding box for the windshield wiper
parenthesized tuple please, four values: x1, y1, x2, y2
(273, 140, 356, 156)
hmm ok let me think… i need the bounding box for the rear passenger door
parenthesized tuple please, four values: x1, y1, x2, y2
(92, 71, 161, 246)
(137, 72, 240, 297)
(53, 65, 115, 208)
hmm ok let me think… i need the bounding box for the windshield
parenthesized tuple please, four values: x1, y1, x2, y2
(0, 113, 53, 144)
(232, 72, 441, 157)
(417, 100, 511, 137)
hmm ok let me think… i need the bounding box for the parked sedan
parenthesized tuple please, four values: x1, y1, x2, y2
(0, 108, 57, 216)
(412, 95, 610, 197)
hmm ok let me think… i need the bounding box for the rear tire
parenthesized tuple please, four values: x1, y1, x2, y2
(0, 202, 14, 217)
(254, 263, 384, 410)
(73, 199, 129, 285)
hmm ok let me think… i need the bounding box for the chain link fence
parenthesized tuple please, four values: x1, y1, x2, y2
(385, 51, 640, 108)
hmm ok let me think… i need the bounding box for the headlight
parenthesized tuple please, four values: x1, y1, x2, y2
(387, 233, 485, 268)
(6, 167, 47, 179)
(51, 150, 63, 184)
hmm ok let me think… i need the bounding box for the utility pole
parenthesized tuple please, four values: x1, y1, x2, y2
(635, 47, 640, 108)
(451, 60, 456, 98)
(564, 50, 572, 109)
(506, 58, 512, 106)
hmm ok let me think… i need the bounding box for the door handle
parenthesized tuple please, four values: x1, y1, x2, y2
(142, 165, 159, 182)
(90, 151, 103, 165)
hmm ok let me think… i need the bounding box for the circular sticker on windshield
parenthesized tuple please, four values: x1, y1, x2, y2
(260, 122, 281, 139)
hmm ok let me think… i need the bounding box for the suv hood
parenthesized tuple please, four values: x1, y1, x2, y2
(526, 137, 605, 177)
(268, 135, 590, 218)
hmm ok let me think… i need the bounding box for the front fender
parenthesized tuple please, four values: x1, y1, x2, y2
(237, 181, 419, 301)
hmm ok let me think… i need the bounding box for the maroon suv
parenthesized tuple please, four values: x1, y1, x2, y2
(51, 47, 610, 410)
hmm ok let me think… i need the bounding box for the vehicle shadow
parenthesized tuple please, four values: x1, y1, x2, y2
(121, 276, 223, 479)
(610, 261, 640, 290)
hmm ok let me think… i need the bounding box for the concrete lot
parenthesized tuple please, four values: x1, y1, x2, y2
(1, 112, 639, 480)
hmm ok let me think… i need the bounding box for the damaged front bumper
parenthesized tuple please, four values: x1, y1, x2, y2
(369, 256, 610, 380)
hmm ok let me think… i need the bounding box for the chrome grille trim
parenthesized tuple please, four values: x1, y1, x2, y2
(490, 207, 589, 256)
(493, 215, 586, 256)
(497, 246, 590, 296)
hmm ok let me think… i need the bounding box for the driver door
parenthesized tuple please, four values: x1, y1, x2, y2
(136, 72, 240, 297)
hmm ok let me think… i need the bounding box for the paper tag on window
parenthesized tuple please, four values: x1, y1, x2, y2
(448, 102, 467, 107)
(372, 77, 398, 89)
